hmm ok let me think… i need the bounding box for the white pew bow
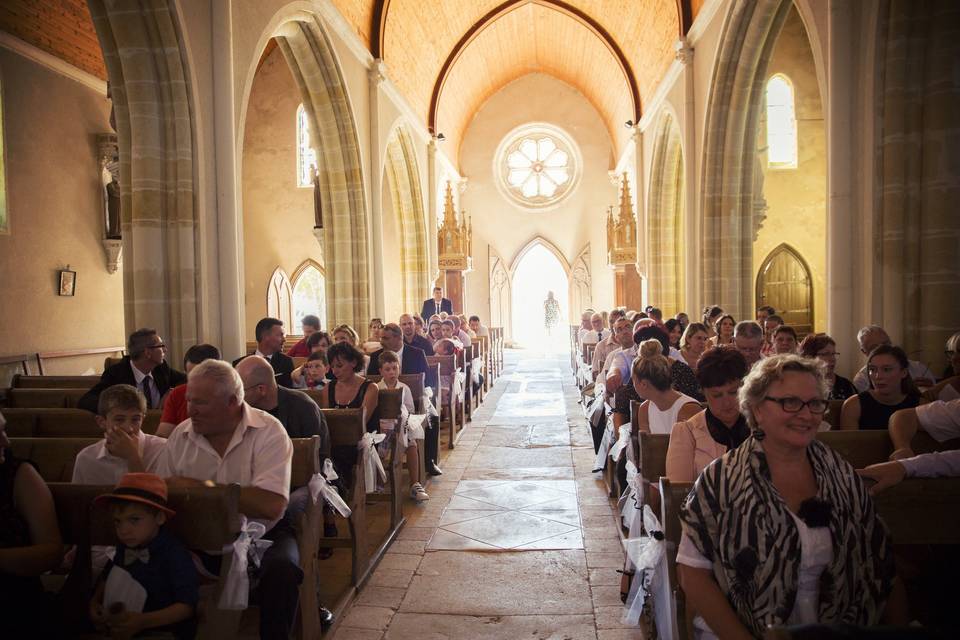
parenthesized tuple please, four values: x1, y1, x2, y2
(593, 422, 614, 472)
(219, 517, 273, 610)
(422, 386, 439, 417)
(622, 505, 672, 639)
(609, 423, 632, 462)
(359, 432, 387, 493)
(407, 413, 427, 441)
(618, 460, 645, 538)
(308, 459, 352, 517)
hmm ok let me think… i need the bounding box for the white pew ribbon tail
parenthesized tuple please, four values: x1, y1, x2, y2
(622, 505, 672, 638)
(219, 517, 272, 610)
(592, 422, 614, 472)
(406, 413, 427, 441)
(422, 387, 439, 417)
(618, 461, 645, 538)
(308, 459, 352, 518)
(359, 432, 387, 493)
(609, 423, 632, 462)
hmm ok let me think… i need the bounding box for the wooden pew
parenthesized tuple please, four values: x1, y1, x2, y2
(1, 387, 89, 408)
(11, 374, 100, 389)
(2, 408, 162, 437)
(824, 399, 844, 429)
(370, 388, 407, 529)
(290, 436, 323, 640)
(471, 337, 487, 402)
(49, 482, 244, 638)
(659, 478, 696, 640)
(9, 437, 99, 481)
(427, 355, 461, 449)
(320, 408, 371, 588)
(365, 373, 428, 489)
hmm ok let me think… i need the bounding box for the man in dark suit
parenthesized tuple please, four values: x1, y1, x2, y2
(78, 328, 187, 413)
(420, 286, 453, 321)
(399, 313, 434, 356)
(367, 323, 428, 376)
(233, 317, 295, 388)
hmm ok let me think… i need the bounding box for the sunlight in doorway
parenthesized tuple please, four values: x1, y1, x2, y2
(511, 243, 569, 352)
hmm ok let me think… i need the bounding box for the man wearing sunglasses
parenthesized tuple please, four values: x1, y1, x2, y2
(79, 328, 187, 413)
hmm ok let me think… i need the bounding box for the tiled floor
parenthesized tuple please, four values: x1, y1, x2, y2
(332, 349, 642, 639)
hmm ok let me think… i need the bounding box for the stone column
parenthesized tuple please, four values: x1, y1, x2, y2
(368, 60, 387, 319)
(677, 38, 699, 315)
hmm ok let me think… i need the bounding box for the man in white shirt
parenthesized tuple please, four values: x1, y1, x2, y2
(155, 359, 301, 639)
(73, 385, 166, 484)
(852, 325, 935, 391)
(468, 315, 489, 338)
(579, 313, 608, 346)
(593, 315, 630, 381)
(858, 399, 960, 493)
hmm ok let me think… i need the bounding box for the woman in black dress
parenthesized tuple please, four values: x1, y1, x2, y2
(840, 344, 922, 430)
(318, 341, 379, 433)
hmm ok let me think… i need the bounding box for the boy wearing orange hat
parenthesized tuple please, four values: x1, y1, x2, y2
(90, 473, 198, 639)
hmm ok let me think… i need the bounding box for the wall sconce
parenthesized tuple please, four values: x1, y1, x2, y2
(58, 266, 77, 297)
(436, 133, 446, 142)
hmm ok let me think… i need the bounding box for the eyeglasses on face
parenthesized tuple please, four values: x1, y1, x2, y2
(763, 395, 828, 414)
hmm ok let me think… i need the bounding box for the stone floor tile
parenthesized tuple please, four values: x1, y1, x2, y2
(384, 614, 597, 639)
(589, 567, 621, 585)
(378, 553, 422, 571)
(438, 508, 504, 526)
(591, 585, 625, 607)
(396, 527, 435, 541)
(332, 628, 383, 640)
(367, 569, 415, 589)
(439, 510, 577, 549)
(457, 481, 573, 510)
(586, 552, 626, 568)
(513, 528, 583, 550)
(585, 537, 624, 553)
(355, 586, 407, 609)
(386, 540, 426, 555)
(597, 628, 646, 639)
(425, 528, 502, 551)
(581, 505, 616, 517)
(340, 606, 395, 631)
(594, 605, 636, 630)
(400, 551, 591, 615)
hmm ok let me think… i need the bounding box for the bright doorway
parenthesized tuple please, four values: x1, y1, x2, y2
(510, 242, 569, 351)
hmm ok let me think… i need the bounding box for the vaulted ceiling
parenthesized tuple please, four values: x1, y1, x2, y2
(332, 0, 700, 160)
(0, 0, 106, 80)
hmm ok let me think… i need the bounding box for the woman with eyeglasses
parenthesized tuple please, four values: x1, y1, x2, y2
(840, 345, 922, 430)
(678, 354, 905, 639)
(799, 333, 856, 401)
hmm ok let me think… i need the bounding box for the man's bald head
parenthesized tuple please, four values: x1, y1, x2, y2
(235, 356, 278, 410)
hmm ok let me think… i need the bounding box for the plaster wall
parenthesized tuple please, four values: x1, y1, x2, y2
(241, 47, 323, 338)
(753, 6, 827, 331)
(459, 73, 616, 326)
(0, 49, 123, 375)
(380, 169, 404, 320)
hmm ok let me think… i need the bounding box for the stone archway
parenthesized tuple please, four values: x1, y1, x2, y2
(88, 0, 199, 362)
(648, 112, 684, 317)
(699, 0, 794, 320)
(383, 124, 429, 314)
(273, 18, 370, 331)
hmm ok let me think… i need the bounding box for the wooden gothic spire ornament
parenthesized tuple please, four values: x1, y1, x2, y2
(607, 173, 642, 309)
(435, 181, 472, 312)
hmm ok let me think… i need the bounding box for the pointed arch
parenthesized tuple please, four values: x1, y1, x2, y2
(570, 244, 593, 318)
(509, 236, 574, 320)
(488, 246, 512, 342)
(383, 123, 429, 313)
(291, 259, 327, 330)
(648, 111, 685, 316)
(755, 243, 813, 335)
(274, 16, 370, 331)
(267, 267, 293, 329)
(699, 0, 793, 320)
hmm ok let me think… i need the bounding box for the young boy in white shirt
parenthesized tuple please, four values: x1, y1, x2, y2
(376, 351, 428, 502)
(73, 384, 166, 484)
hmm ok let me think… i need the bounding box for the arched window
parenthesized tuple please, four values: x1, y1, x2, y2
(292, 262, 326, 329)
(267, 267, 293, 328)
(297, 104, 318, 188)
(765, 74, 798, 169)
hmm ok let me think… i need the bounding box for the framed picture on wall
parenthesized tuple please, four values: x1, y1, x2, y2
(58, 269, 76, 296)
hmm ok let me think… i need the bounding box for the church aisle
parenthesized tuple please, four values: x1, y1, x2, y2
(333, 350, 641, 639)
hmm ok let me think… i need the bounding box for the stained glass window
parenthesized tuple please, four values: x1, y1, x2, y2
(766, 75, 798, 169)
(297, 104, 318, 187)
(497, 125, 578, 208)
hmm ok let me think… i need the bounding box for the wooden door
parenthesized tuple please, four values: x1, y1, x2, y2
(756, 244, 813, 336)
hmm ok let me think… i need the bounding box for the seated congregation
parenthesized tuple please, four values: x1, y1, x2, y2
(0, 304, 503, 639)
(574, 305, 960, 638)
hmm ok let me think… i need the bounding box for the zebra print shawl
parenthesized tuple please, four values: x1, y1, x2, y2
(679, 435, 894, 637)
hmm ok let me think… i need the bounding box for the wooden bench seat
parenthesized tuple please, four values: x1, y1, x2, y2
(11, 374, 100, 389)
(1, 387, 89, 408)
(2, 408, 162, 437)
(9, 437, 99, 481)
(427, 355, 461, 449)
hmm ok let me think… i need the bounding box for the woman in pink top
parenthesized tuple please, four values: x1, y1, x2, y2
(666, 346, 750, 482)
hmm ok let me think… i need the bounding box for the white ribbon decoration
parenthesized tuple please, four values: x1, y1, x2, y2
(621, 505, 673, 639)
(452, 371, 466, 401)
(422, 387, 439, 417)
(618, 460, 645, 535)
(592, 422, 614, 472)
(219, 516, 272, 610)
(308, 459, 352, 518)
(406, 413, 427, 441)
(359, 432, 387, 493)
(609, 422, 632, 462)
